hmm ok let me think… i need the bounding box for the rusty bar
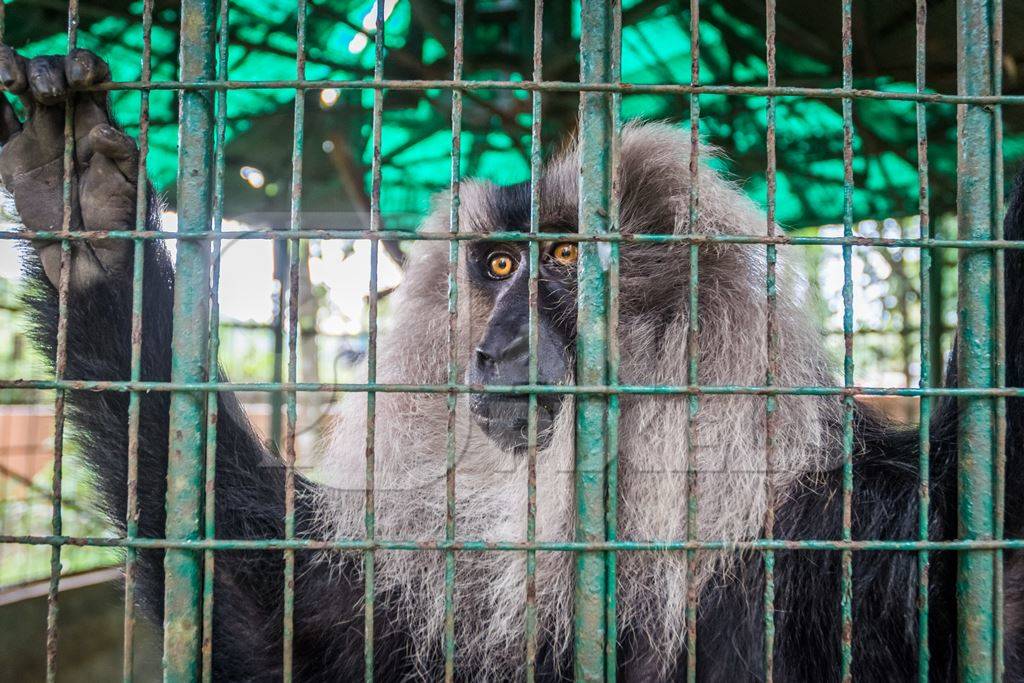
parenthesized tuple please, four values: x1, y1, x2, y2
(281, 0, 309, 679)
(685, 2, 701, 680)
(575, 1, 612, 680)
(955, 0, 998, 679)
(763, 0, 778, 679)
(444, 1, 465, 679)
(45, 2, 80, 680)
(11, 533, 1024, 553)
(13, 227, 1024, 250)
(5, 378, 1024, 399)
(50, 76, 1024, 105)
(525, 0, 544, 679)
(162, 0, 217, 678)
(604, 2, 623, 680)
(199, 0, 230, 678)
(914, 0, 932, 680)
(839, 1, 856, 679)
(990, 0, 1006, 678)
(123, 1, 156, 680)
(364, 0, 387, 679)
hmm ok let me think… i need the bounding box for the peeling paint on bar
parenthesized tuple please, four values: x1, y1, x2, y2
(5, 378, 1024, 398)
(914, 1, 932, 680)
(763, 1, 779, 678)
(575, 1, 613, 679)
(163, 0, 216, 679)
(525, 1, 545, 679)
(955, 0, 998, 679)
(9, 534, 1024, 553)
(124, 2, 156, 680)
(12, 228, 1024, 250)
(49, 77, 1024, 106)
(1, 1, 1010, 678)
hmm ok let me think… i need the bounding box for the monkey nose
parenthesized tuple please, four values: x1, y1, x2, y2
(475, 333, 528, 368)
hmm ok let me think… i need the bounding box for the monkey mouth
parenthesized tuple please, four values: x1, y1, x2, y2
(469, 394, 561, 452)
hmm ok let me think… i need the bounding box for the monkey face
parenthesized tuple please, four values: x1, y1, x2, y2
(464, 237, 578, 452)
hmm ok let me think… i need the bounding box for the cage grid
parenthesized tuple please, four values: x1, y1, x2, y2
(0, 0, 1013, 681)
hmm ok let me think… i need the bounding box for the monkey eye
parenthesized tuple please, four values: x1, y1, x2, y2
(549, 242, 578, 266)
(486, 251, 517, 279)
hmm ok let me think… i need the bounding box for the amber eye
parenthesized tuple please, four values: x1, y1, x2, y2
(551, 242, 578, 266)
(487, 252, 516, 279)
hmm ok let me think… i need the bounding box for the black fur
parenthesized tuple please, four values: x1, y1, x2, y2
(17, 156, 1024, 680)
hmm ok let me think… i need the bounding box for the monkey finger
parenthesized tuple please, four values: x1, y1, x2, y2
(66, 48, 112, 126)
(0, 46, 32, 110)
(0, 95, 21, 144)
(27, 56, 68, 106)
(85, 124, 139, 179)
(0, 46, 27, 92)
(65, 49, 111, 91)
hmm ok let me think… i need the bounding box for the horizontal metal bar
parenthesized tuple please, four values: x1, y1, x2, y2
(3, 378, 1023, 397)
(7, 534, 1024, 553)
(6, 229, 1023, 250)
(13, 78, 1024, 105)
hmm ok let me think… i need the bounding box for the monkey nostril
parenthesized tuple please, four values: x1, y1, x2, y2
(475, 346, 495, 368)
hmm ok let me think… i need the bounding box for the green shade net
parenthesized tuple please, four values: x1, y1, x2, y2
(5, 0, 1023, 231)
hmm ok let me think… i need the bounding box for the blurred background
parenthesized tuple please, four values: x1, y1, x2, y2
(1, 0, 1023, 678)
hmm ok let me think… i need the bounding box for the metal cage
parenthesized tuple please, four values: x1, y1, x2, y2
(0, 0, 1013, 680)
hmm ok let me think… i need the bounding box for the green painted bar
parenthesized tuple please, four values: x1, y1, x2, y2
(163, 0, 217, 679)
(839, 0, 855, 676)
(125, 3, 156, 680)
(364, 0, 387, 679)
(525, 2, 544, 680)
(575, 1, 613, 680)
(763, 2, 779, 679)
(955, 0, 998, 680)
(444, 2, 465, 680)
(914, 1, 932, 680)
(38, 75, 1024, 105)
(13, 533, 1024, 553)
(989, 2, 1006, 678)
(282, 1, 309, 678)
(604, 2, 623, 679)
(199, 0, 229, 679)
(12, 227, 1024, 250)
(685, 5, 702, 680)
(7, 378, 1024, 399)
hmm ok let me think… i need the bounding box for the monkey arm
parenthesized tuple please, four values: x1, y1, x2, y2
(21, 237, 374, 677)
(2, 47, 377, 678)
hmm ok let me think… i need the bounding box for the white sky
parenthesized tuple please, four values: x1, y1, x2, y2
(0, 212, 404, 336)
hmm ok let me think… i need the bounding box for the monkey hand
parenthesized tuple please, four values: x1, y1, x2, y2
(0, 46, 140, 289)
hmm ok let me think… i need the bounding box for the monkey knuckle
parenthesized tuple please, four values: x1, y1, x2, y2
(0, 46, 27, 92)
(66, 48, 110, 86)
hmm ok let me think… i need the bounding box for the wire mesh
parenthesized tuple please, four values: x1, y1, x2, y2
(0, 0, 1010, 681)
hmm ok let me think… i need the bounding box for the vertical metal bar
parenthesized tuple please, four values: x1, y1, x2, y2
(914, 1, 932, 679)
(955, 0, 998, 679)
(444, 2, 465, 679)
(575, 2, 612, 680)
(604, 2, 623, 680)
(283, 1, 309, 679)
(990, 1, 1006, 678)
(164, 0, 216, 678)
(124, 2, 156, 680)
(685, 3, 701, 681)
(364, 0, 387, 679)
(839, 1, 856, 679)
(200, 0, 230, 679)
(46, 3, 80, 680)
(525, 1, 544, 679)
(762, 1, 778, 679)
(954, 1, 995, 679)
